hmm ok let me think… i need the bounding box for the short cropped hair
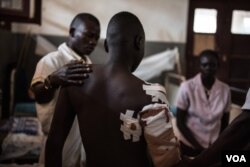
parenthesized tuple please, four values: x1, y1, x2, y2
(106, 11, 144, 43)
(199, 49, 220, 63)
(70, 13, 100, 29)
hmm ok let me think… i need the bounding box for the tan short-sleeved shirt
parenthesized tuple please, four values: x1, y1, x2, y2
(31, 43, 91, 166)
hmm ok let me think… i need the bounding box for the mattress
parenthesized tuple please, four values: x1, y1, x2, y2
(0, 117, 44, 164)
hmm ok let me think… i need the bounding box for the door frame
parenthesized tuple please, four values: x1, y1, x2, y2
(185, 0, 250, 105)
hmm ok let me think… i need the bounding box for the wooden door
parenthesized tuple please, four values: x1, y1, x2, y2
(186, 0, 250, 105)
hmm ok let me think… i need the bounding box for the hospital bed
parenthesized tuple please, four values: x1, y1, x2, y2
(0, 66, 44, 165)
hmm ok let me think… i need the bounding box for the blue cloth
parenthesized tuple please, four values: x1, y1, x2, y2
(169, 105, 177, 117)
(14, 102, 36, 117)
(0, 117, 39, 135)
(11, 117, 39, 135)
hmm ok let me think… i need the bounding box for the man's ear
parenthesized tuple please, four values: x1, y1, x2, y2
(104, 39, 109, 53)
(135, 35, 143, 50)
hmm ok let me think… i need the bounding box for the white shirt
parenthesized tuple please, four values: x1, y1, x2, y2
(31, 42, 90, 167)
(176, 73, 231, 148)
(32, 42, 91, 132)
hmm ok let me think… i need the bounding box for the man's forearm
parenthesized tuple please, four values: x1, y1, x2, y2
(177, 121, 204, 150)
(31, 82, 57, 104)
(220, 112, 229, 133)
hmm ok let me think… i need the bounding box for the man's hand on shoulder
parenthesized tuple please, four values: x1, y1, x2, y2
(49, 60, 92, 87)
(31, 60, 92, 104)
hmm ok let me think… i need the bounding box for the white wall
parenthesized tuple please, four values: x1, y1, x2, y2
(12, 0, 189, 42)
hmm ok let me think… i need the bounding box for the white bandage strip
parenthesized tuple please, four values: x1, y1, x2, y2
(140, 104, 172, 137)
(120, 110, 142, 142)
(145, 90, 169, 104)
(143, 84, 166, 94)
(141, 103, 169, 114)
(143, 84, 169, 105)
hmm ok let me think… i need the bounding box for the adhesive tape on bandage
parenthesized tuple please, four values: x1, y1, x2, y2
(141, 103, 168, 113)
(141, 109, 165, 124)
(120, 110, 142, 142)
(143, 84, 166, 94)
(140, 104, 172, 137)
(143, 84, 169, 105)
(142, 111, 172, 137)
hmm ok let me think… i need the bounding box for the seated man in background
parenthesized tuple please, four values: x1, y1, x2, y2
(45, 11, 180, 167)
(173, 88, 250, 167)
(176, 50, 231, 158)
(31, 13, 100, 166)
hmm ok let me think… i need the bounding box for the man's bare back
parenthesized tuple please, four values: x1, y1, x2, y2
(45, 12, 180, 167)
(63, 64, 152, 167)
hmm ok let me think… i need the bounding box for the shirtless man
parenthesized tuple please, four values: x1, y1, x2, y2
(45, 12, 180, 167)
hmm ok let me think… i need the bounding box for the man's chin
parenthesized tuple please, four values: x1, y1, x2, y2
(80, 50, 92, 56)
(204, 75, 215, 80)
(85, 49, 94, 55)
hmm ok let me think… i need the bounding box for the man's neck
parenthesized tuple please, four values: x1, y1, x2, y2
(107, 62, 131, 73)
(108, 51, 132, 73)
(201, 75, 215, 90)
(66, 41, 87, 61)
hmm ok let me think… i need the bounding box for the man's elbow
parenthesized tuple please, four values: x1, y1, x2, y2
(31, 85, 54, 104)
(34, 94, 52, 104)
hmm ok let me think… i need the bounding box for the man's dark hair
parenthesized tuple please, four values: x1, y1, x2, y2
(70, 13, 100, 29)
(106, 11, 144, 45)
(199, 49, 220, 62)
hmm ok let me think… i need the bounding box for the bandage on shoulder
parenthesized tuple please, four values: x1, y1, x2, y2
(140, 103, 171, 137)
(143, 83, 169, 105)
(143, 84, 167, 93)
(140, 103, 181, 167)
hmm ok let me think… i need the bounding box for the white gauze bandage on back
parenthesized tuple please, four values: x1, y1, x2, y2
(120, 110, 142, 142)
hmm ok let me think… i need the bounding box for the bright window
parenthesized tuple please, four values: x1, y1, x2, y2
(193, 8, 217, 33)
(231, 10, 250, 34)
